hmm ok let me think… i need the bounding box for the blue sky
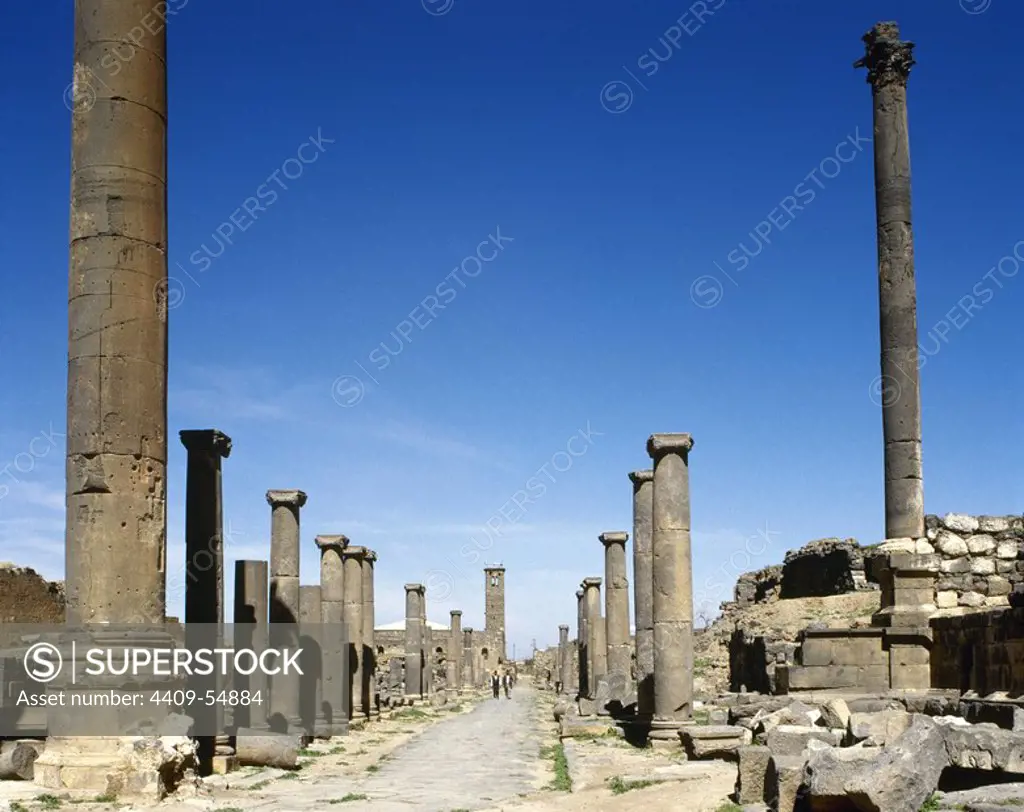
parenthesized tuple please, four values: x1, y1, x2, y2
(0, 0, 1021, 656)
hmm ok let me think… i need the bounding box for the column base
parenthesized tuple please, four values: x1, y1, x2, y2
(35, 736, 197, 800)
(646, 718, 684, 749)
(210, 755, 238, 775)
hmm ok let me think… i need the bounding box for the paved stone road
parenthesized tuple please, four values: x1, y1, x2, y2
(271, 685, 544, 812)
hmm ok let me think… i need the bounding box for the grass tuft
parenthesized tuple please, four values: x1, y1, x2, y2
(540, 743, 571, 792)
(608, 776, 656, 795)
(327, 793, 369, 804)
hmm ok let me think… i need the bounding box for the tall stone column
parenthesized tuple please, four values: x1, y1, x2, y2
(315, 535, 349, 735)
(404, 584, 424, 698)
(449, 610, 463, 692)
(233, 560, 270, 730)
(629, 469, 655, 720)
(582, 577, 605, 701)
(342, 546, 366, 720)
(361, 550, 378, 719)
(855, 22, 924, 541)
(267, 489, 306, 734)
(600, 531, 631, 701)
(299, 585, 329, 737)
(576, 588, 587, 698)
(421, 590, 433, 696)
(462, 627, 475, 690)
(647, 433, 695, 743)
(558, 625, 571, 694)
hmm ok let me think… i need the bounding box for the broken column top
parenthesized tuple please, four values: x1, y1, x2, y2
(450, 609, 462, 617)
(628, 469, 653, 484)
(179, 429, 232, 456)
(405, 583, 425, 592)
(599, 531, 629, 545)
(646, 433, 694, 457)
(854, 21, 915, 86)
(315, 534, 349, 550)
(266, 489, 308, 507)
(582, 577, 603, 588)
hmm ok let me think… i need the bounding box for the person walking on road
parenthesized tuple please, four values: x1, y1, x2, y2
(502, 671, 512, 699)
(491, 670, 501, 699)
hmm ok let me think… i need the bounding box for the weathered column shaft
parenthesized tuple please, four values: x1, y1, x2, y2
(267, 489, 306, 731)
(462, 627, 475, 689)
(65, 0, 168, 627)
(361, 551, 377, 718)
(582, 578, 604, 698)
(630, 469, 655, 718)
(856, 21, 923, 540)
(449, 610, 463, 691)
(600, 531, 631, 696)
(558, 624, 571, 693)
(181, 430, 231, 625)
(233, 560, 269, 729)
(404, 584, 424, 696)
(315, 535, 348, 735)
(299, 585, 327, 736)
(342, 547, 366, 719)
(576, 589, 587, 698)
(648, 433, 695, 732)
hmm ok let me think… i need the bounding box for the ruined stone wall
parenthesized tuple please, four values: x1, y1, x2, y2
(926, 514, 1024, 612)
(780, 538, 869, 598)
(0, 565, 64, 629)
(931, 607, 1024, 695)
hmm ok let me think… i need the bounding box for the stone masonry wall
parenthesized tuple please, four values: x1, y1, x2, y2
(931, 607, 1024, 695)
(925, 514, 1024, 612)
(0, 564, 64, 622)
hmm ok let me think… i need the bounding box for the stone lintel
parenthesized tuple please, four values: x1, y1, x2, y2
(582, 577, 602, 588)
(854, 21, 915, 88)
(646, 433, 694, 457)
(405, 583, 424, 592)
(315, 534, 349, 551)
(266, 489, 307, 508)
(179, 429, 232, 457)
(599, 531, 629, 546)
(628, 469, 653, 485)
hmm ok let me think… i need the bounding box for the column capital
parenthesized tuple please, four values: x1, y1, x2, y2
(646, 433, 694, 458)
(854, 21, 914, 88)
(266, 489, 307, 508)
(179, 429, 232, 457)
(582, 577, 602, 588)
(575, 589, 584, 599)
(483, 566, 505, 573)
(628, 469, 653, 485)
(559, 624, 569, 631)
(342, 545, 367, 560)
(405, 582, 424, 592)
(450, 609, 462, 617)
(362, 549, 378, 563)
(464, 627, 474, 634)
(314, 534, 349, 552)
(599, 531, 629, 546)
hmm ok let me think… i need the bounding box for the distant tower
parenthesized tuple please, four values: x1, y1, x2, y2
(484, 566, 507, 662)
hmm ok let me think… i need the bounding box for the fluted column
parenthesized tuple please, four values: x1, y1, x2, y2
(647, 433, 694, 743)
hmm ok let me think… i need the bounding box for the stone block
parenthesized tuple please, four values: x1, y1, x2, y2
(980, 516, 1014, 533)
(804, 746, 880, 811)
(959, 700, 1024, 731)
(848, 710, 912, 745)
(935, 531, 969, 557)
(766, 725, 841, 757)
(967, 535, 998, 555)
(997, 542, 1019, 560)
(818, 698, 850, 730)
(944, 722, 1024, 771)
(679, 724, 751, 759)
(987, 576, 1012, 596)
(944, 514, 980, 533)
(941, 557, 972, 574)
(800, 638, 833, 667)
(708, 707, 729, 725)
(972, 558, 997, 576)
(935, 590, 959, 608)
(767, 754, 806, 812)
(986, 596, 1010, 608)
(890, 662, 931, 691)
(560, 718, 614, 738)
(889, 644, 930, 667)
(960, 591, 986, 607)
(737, 745, 771, 805)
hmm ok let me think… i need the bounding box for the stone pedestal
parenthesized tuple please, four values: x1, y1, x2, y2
(361, 550, 378, 719)
(600, 531, 631, 703)
(314, 535, 349, 736)
(404, 584, 424, 697)
(233, 560, 270, 730)
(266, 490, 307, 735)
(629, 469, 655, 719)
(449, 610, 463, 692)
(855, 21, 924, 541)
(342, 547, 366, 719)
(647, 433, 695, 741)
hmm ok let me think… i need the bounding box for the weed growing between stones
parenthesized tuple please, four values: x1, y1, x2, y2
(36, 796, 62, 810)
(328, 793, 369, 803)
(607, 776, 656, 795)
(540, 743, 571, 791)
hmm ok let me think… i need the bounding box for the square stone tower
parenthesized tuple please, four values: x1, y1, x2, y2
(484, 566, 507, 662)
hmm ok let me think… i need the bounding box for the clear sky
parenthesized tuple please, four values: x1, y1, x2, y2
(0, 0, 1020, 658)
